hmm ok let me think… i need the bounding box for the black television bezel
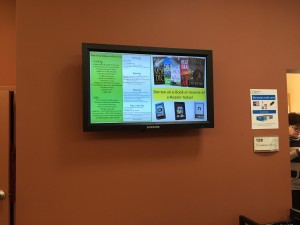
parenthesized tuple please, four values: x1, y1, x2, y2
(82, 43, 214, 131)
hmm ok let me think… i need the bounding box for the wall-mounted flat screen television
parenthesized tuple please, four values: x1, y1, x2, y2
(82, 43, 214, 131)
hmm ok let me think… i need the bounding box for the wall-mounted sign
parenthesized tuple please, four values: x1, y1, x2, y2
(250, 89, 278, 129)
(253, 136, 279, 152)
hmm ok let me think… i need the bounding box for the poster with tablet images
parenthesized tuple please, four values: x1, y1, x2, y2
(89, 51, 208, 124)
(250, 89, 278, 129)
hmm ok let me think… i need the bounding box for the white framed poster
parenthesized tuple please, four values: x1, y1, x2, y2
(250, 89, 278, 129)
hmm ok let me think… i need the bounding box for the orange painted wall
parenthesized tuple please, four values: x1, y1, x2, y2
(0, 0, 16, 86)
(15, 1, 300, 225)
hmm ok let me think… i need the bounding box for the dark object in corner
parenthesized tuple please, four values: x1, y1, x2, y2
(239, 209, 300, 225)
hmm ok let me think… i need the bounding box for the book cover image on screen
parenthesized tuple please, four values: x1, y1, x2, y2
(153, 56, 204, 88)
(180, 57, 204, 88)
(153, 57, 165, 85)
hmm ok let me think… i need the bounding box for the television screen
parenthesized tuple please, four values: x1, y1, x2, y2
(82, 43, 214, 131)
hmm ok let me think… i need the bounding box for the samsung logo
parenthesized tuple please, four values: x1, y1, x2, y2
(146, 125, 160, 129)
